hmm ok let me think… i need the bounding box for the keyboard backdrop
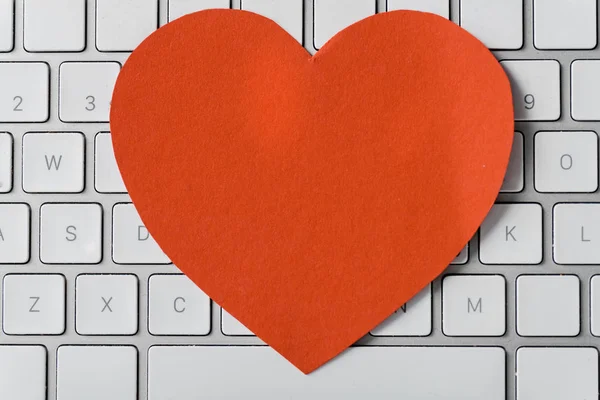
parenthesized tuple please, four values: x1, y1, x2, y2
(1, 0, 600, 399)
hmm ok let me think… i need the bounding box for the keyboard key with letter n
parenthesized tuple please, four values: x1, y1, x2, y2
(148, 346, 505, 400)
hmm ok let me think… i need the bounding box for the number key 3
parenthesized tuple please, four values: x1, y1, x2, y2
(59, 62, 121, 122)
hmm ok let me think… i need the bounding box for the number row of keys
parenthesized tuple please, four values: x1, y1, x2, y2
(0, 62, 119, 123)
(3, 59, 600, 124)
(0, 203, 169, 264)
(374, 274, 594, 337)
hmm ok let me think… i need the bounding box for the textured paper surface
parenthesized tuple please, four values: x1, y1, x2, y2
(110, 9, 514, 373)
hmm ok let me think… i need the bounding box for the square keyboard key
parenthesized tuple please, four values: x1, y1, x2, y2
(242, 0, 303, 44)
(460, 0, 523, 49)
(24, 0, 86, 52)
(387, 0, 449, 18)
(3, 274, 66, 335)
(112, 203, 170, 264)
(314, 0, 375, 49)
(534, 0, 597, 50)
(0, 0, 14, 52)
(169, 0, 230, 21)
(59, 62, 120, 122)
(96, 0, 158, 51)
(40, 203, 103, 264)
(371, 285, 432, 336)
(534, 131, 598, 193)
(22, 132, 85, 193)
(0, 63, 49, 122)
(0, 204, 30, 264)
(479, 203, 543, 265)
(517, 275, 580, 337)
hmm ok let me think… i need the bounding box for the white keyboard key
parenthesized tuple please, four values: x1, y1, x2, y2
(517, 347, 598, 400)
(517, 275, 580, 337)
(3, 274, 66, 335)
(314, 0, 375, 49)
(149, 274, 211, 335)
(22, 132, 85, 193)
(95, 132, 127, 193)
(451, 245, 469, 264)
(148, 346, 505, 399)
(242, 0, 303, 43)
(591, 276, 600, 336)
(460, 0, 523, 49)
(0, 132, 13, 193)
(76, 274, 138, 335)
(500, 132, 524, 193)
(0, 204, 30, 264)
(442, 275, 505, 336)
(371, 285, 431, 336)
(222, 309, 255, 336)
(0, 0, 14, 52)
(572, 60, 600, 121)
(59, 62, 120, 122)
(96, 0, 158, 51)
(57, 346, 137, 400)
(534, 0, 597, 50)
(112, 203, 170, 264)
(387, 0, 448, 18)
(535, 131, 598, 193)
(24, 0, 86, 52)
(501, 60, 560, 121)
(554, 204, 600, 264)
(0, 346, 46, 400)
(0, 63, 49, 122)
(169, 0, 230, 21)
(40, 203, 102, 264)
(479, 203, 543, 265)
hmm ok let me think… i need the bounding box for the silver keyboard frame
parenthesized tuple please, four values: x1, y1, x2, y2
(0, 0, 599, 399)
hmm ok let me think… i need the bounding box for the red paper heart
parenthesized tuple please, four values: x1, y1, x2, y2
(110, 9, 513, 373)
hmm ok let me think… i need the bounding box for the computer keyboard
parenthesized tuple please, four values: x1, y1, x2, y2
(0, 0, 599, 399)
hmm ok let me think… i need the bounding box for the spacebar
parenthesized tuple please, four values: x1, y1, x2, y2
(148, 346, 505, 400)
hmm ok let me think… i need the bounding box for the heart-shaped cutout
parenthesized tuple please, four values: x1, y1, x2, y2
(110, 9, 513, 373)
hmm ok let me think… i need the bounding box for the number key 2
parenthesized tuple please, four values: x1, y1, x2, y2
(0, 62, 49, 122)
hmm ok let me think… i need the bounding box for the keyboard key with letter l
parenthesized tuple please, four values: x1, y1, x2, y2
(148, 346, 505, 400)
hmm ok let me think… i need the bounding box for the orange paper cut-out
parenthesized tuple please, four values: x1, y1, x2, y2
(110, 10, 513, 373)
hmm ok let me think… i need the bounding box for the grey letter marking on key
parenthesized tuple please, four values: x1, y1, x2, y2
(581, 226, 591, 242)
(174, 297, 186, 313)
(506, 226, 517, 241)
(101, 296, 113, 312)
(66, 225, 77, 241)
(467, 298, 482, 313)
(29, 296, 40, 312)
(138, 226, 149, 241)
(44, 155, 63, 170)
